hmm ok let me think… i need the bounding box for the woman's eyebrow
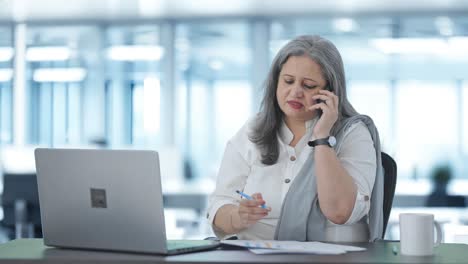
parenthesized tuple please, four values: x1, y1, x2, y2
(282, 74, 319, 83)
(303, 77, 318, 83)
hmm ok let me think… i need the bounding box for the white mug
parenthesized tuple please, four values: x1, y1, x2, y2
(399, 213, 442, 256)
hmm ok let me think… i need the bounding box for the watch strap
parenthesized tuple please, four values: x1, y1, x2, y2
(308, 137, 331, 147)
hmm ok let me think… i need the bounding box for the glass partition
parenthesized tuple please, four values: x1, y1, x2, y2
(348, 81, 392, 151)
(105, 25, 163, 147)
(175, 21, 253, 179)
(26, 25, 100, 146)
(0, 26, 13, 144)
(463, 82, 468, 156)
(395, 81, 459, 180)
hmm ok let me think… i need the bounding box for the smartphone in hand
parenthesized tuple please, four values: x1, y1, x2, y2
(315, 85, 333, 117)
(315, 99, 324, 116)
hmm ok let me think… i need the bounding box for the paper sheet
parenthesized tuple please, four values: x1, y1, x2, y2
(221, 240, 367, 255)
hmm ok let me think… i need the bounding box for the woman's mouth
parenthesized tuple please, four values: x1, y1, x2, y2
(287, 100, 304, 110)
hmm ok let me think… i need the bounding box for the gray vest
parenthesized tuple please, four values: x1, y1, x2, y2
(274, 115, 384, 242)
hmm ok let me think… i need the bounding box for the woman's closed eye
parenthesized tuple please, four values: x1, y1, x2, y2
(303, 84, 318, 90)
(283, 78, 318, 89)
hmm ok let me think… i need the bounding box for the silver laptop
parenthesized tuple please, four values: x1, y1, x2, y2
(34, 148, 219, 255)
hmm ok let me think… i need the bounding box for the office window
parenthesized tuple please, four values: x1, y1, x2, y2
(0, 26, 13, 144)
(175, 21, 253, 179)
(0, 80, 12, 144)
(131, 77, 161, 146)
(348, 81, 392, 151)
(387, 16, 468, 184)
(105, 25, 163, 147)
(214, 81, 252, 159)
(31, 82, 82, 145)
(395, 81, 459, 179)
(460, 82, 468, 183)
(463, 82, 468, 156)
(26, 25, 100, 146)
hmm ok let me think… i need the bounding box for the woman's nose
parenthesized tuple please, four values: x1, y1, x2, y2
(292, 83, 303, 97)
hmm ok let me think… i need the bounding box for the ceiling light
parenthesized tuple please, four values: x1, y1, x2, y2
(33, 68, 86, 82)
(370, 38, 447, 54)
(0, 47, 14, 62)
(333, 18, 358, 33)
(26, 46, 71, 61)
(0, 68, 13, 82)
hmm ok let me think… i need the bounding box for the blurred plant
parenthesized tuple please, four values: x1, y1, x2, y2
(431, 164, 452, 185)
(426, 164, 466, 207)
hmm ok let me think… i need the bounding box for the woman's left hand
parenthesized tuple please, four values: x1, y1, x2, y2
(308, 90, 339, 138)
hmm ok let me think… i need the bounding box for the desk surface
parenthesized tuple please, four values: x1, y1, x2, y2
(0, 239, 468, 264)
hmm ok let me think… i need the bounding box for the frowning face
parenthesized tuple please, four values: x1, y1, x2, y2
(276, 55, 327, 124)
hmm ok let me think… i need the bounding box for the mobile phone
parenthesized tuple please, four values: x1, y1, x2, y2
(315, 99, 324, 116)
(315, 85, 333, 116)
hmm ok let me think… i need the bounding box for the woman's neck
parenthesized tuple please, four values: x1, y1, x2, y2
(284, 118, 306, 147)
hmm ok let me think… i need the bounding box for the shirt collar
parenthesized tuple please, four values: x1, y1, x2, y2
(279, 120, 294, 144)
(279, 117, 319, 144)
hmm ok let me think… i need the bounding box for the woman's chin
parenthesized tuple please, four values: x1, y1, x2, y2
(285, 112, 315, 122)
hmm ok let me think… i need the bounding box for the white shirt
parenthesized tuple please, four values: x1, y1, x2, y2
(207, 117, 377, 240)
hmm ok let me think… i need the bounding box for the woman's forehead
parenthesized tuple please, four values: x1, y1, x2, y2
(280, 56, 325, 81)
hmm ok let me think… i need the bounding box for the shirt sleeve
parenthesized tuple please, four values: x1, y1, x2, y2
(206, 139, 251, 238)
(337, 122, 377, 225)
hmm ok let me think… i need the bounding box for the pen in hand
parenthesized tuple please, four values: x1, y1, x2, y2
(392, 245, 398, 255)
(235, 190, 268, 209)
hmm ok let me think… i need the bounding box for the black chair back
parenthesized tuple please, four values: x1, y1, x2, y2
(1, 172, 42, 238)
(381, 152, 397, 238)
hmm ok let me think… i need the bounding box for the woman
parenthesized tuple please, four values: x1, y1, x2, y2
(207, 35, 383, 242)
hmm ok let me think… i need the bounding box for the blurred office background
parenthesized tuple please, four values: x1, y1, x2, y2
(0, 0, 468, 242)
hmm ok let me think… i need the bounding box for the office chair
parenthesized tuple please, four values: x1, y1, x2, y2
(381, 152, 397, 238)
(1, 172, 42, 239)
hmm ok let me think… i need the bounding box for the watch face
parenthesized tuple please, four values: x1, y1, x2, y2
(329, 136, 337, 147)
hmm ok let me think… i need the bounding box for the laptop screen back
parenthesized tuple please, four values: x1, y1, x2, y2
(35, 148, 169, 254)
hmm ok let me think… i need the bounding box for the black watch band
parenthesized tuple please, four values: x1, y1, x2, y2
(308, 136, 336, 148)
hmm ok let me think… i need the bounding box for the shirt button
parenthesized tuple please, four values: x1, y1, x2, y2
(285, 178, 291, 184)
(364, 195, 369, 201)
(290, 156, 296, 161)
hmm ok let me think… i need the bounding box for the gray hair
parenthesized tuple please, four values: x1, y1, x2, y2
(249, 35, 358, 165)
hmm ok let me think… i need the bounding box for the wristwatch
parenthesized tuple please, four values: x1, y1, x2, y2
(308, 136, 337, 148)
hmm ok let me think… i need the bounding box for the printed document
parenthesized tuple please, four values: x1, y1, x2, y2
(221, 240, 367, 254)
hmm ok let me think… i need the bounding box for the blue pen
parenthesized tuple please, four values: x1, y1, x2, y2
(235, 190, 268, 209)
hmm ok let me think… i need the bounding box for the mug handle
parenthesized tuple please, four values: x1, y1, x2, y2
(434, 221, 442, 247)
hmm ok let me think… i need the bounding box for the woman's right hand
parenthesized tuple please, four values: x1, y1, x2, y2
(232, 193, 271, 230)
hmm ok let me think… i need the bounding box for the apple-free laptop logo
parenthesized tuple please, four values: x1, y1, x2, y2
(90, 188, 107, 208)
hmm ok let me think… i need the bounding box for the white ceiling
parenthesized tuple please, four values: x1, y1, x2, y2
(1, 0, 468, 22)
